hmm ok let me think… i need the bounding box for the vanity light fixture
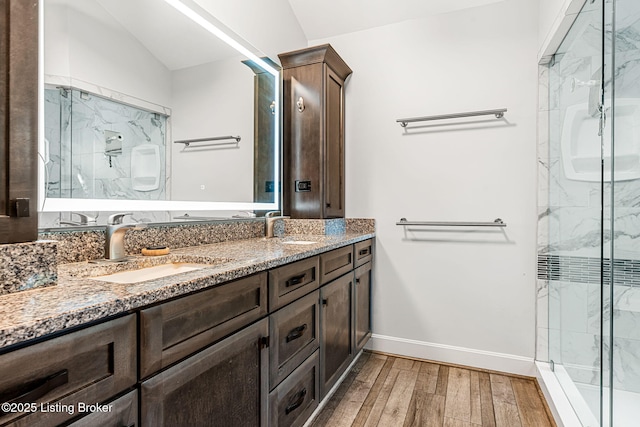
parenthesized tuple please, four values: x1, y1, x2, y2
(40, 0, 281, 213)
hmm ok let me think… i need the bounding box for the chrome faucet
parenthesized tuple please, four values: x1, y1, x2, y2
(105, 213, 147, 260)
(59, 212, 97, 227)
(265, 211, 289, 238)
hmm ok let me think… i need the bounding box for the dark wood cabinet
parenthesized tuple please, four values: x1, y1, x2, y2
(269, 290, 320, 389)
(269, 256, 319, 311)
(279, 44, 352, 219)
(354, 239, 373, 268)
(0, 240, 373, 426)
(354, 262, 373, 353)
(319, 245, 353, 285)
(319, 272, 353, 397)
(0, 315, 136, 427)
(69, 390, 138, 427)
(140, 318, 269, 427)
(139, 272, 267, 379)
(0, 0, 39, 243)
(269, 351, 320, 427)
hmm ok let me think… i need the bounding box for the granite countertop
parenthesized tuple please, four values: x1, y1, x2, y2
(0, 232, 374, 350)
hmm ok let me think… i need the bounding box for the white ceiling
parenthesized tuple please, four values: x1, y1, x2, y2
(53, 0, 509, 71)
(96, 0, 239, 70)
(287, 0, 508, 41)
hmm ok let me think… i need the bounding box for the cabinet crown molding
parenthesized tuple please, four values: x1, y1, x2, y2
(278, 44, 353, 81)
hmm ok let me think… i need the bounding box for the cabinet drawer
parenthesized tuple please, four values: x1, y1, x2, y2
(141, 319, 269, 427)
(140, 272, 267, 379)
(0, 315, 136, 427)
(270, 291, 319, 389)
(269, 256, 319, 311)
(354, 239, 373, 267)
(69, 390, 138, 427)
(319, 245, 353, 285)
(269, 350, 319, 427)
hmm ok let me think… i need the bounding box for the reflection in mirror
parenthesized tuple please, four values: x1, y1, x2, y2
(39, 0, 280, 227)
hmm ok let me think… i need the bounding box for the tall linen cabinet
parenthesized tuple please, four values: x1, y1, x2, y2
(279, 44, 352, 219)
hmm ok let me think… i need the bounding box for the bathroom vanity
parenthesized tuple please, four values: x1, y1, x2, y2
(0, 232, 374, 426)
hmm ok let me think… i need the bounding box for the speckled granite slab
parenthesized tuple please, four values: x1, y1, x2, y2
(345, 219, 375, 234)
(0, 232, 374, 350)
(278, 218, 375, 236)
(0, 241, 58, 295)
(40, 219, 265, 264)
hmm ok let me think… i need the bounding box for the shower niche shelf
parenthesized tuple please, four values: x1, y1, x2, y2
(561, 99, 640, 182)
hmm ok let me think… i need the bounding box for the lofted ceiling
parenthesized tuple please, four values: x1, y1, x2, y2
(50, 0, 509, 71)
(287, 0, 508, 41)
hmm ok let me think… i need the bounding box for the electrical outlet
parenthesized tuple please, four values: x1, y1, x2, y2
(200, 185, 205, 190)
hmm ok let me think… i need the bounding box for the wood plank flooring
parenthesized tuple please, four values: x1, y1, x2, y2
(311, 352, 555, 427)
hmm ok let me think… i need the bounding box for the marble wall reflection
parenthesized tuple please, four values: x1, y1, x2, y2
(44, 88, 168, 201)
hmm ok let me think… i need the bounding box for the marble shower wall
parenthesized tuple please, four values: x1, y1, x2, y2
(537, 0, 640, 395)
(44, 88, 168, 201)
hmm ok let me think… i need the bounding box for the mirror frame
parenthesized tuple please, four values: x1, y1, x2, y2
(38, 0, 281, 214)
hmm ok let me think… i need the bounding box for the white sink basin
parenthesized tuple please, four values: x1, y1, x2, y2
(281, 241, 317, 245)
(92, 263, 210, 284)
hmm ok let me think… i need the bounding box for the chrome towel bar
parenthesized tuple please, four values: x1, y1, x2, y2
(396, 218, 506, 227)
(396, 108, 507, 127)
(174, 135, 241, 147)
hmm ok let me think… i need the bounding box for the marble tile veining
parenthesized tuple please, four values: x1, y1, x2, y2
(0, 232, 374, 350)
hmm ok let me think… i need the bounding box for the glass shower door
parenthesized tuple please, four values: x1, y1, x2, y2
(547, 0, 605, 424)
(607, 0, 640, 425)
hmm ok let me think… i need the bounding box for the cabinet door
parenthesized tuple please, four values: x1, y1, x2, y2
(141, 318, 269, 427)
(69, 390, 138, 427)
(0, 0, 39, 243)
(354, 262, 372, 353)
(323, 65, 345, 218)
(283, 63, 324, 218)
(320, 273, 353, 397)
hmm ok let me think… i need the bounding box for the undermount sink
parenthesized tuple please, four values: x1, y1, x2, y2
(280, 241, 317, 245)
(92, 262, 210, 284)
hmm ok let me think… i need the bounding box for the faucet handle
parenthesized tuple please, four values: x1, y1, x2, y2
(108, 212, 133, 225)
(265, 211, 282, 218)
(71, 212, 97, 225)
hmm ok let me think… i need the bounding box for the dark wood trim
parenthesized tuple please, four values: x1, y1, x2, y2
(0, 0, 39, 243)
(279, 44, 352, 81)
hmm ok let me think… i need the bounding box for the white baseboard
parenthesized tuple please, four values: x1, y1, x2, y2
(365, 334, 536, 376)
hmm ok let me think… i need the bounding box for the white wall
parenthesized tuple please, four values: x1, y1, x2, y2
(170, 57, 255, 202)
(311, 0, 539, 373)
(44, 2, 172, 108)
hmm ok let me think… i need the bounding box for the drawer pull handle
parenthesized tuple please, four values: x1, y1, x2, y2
(285, 388, 307, 415)
(286, 273, 306, 288)
(0, 369, 68, 413)
(286, 324, 308, 342)
(359, 248, 370, 256)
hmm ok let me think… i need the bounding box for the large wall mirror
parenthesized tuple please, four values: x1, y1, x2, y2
(39, 0, 280, 227)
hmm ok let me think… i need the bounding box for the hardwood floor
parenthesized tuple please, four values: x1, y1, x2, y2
(310, 352, 556, 427)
